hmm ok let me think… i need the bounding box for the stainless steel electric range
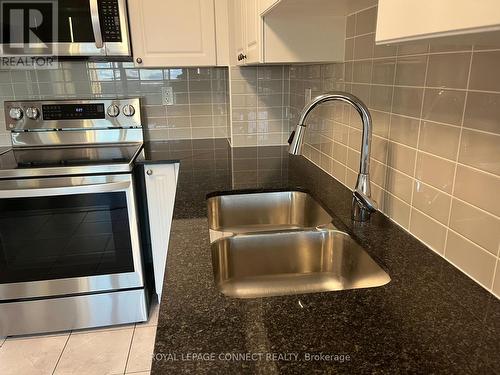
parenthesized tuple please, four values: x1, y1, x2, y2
(0, 98, 147, 336)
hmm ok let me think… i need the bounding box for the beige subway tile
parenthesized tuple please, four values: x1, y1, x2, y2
(345, 38, 354, 61)
(418, 121, 460, 160)
(331, 159, 346, 183)
(348, 127, 362, 150)
(412, 180, 451, 224)
(319, 152, 332, 172)
(369, 84, 393, 112)
(332, 142, 347, 163)
(397, 42, 429, 56)
(353, 61, 373, 84)
(346, 14, 356, 38)
(454, 165, 500, 216)
(374, 42, 398, 58)
(426, 52, 471, 89)
(346, 167, 358, 188)
(371, 58, 396, 85)
(333, 122, 349, 144)
(445, 231, 496, 288)
(384, 193, 411, 229)
(353, 33, 375, 60)
(422, 88, 466, 126)
(469, 51, 500, 92)
(450, 198, 500, 256)
(386, 142, 416, 176)
(463, 91, 500, 135)
(409, 209, 447, 254)
(429, 44, 472, 53)
(392, 87, 424, 117)
(389, 114, 419, 147)
(371, 110, 390, 138)
(386, 167, 413, 203)
(347, 148, 360, 171)
(458, 129, 500, 175)
(395, 55, 428, 87)
(370, 158, 387, 187)
(230, 66, 257, 81)
(355, 7, 377, 35)
(371, 135, 389, 163)
(351, 83, 371, 106)
(415, 152, 455, 193)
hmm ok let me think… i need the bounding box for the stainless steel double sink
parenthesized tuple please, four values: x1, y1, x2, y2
(207, 191, 390, 298)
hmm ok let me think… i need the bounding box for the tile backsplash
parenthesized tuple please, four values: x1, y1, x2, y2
(230, 66, 291, 147)
(0, 62, 230, 144)
(290, 5, 500, 297)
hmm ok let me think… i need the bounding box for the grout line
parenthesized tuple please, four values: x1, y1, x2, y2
(123, 325, 136, 375)
(51, 331, 71, 375)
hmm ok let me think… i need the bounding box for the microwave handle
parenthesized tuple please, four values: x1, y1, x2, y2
(90, 0, 104, 49)
(0, 180, 130, 199)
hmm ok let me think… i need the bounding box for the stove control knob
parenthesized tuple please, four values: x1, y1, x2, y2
(26, 107, 40, 120)
(9, 107, 23, 121)
(122, 104, 135, 117)
(107, 104, 120, 117)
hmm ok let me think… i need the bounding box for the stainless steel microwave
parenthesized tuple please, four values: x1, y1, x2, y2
(0, 0, 131, 57)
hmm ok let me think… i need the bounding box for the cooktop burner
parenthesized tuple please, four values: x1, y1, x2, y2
(0, 144, 142, 178)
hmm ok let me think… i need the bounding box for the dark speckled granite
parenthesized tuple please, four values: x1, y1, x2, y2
(141, 139, 499, 374)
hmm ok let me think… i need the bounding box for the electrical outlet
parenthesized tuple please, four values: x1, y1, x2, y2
(305, 88, 312, 104)
(162, 86, 174, 105)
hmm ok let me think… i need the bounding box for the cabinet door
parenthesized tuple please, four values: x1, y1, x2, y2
(143, 163, 179, 298)
(233, 0, 246, 65)
(129, 0, 216, 67)
(244, 0, 262, 63)
(376, 0, 500, 44)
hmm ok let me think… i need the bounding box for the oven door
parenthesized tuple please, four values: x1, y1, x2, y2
(0, 174, 144, 301)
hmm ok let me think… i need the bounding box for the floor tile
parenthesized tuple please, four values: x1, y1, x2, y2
(125, 372, 150, 375)
(54, 328, 134, 375)
(0, 334, 69, 375)
(125, 326, 157, 374)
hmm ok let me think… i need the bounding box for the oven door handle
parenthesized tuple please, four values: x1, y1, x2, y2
(0, 180, 130, 199)
(90, 0, 104, 49)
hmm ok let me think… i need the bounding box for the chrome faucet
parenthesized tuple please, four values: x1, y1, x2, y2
(289, 91, 377, 222)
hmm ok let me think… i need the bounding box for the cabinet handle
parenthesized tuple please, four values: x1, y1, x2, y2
(136, 57, 143, 64)
(146, 169, 153, 176)
(237, 53, 247, 61)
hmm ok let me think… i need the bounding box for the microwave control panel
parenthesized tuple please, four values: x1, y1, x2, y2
(99, 0, 122, 42)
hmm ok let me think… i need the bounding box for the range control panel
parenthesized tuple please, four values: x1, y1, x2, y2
(4, 98, 141, 131)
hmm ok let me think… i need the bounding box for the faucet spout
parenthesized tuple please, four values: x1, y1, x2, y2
(289, 91, 377, 222)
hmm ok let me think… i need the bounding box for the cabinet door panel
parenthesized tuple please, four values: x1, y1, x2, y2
(144, 163, 178, 298)
(233, 0, 246, 65)
(377, 0, 500, 44)
(129, 0, 216, 67)
(245, 0, 261, 63)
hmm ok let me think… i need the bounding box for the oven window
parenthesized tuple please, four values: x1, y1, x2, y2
(0, 192, 135, 284)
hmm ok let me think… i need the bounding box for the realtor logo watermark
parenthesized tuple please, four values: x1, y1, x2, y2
(0, 0, 58, 69)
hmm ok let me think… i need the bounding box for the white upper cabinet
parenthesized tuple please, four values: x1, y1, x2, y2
(376, 0, 500, 44)
(128, 0, 217, 67)
(231, 0, 348, 65)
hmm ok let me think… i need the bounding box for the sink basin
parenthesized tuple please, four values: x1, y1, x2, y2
(207, 191, 333, 240)
(211, 229, 391, 298)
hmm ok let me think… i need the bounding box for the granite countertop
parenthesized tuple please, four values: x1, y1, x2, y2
(141, 139, 499, 374)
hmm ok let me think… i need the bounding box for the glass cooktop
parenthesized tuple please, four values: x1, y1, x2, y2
(0, 144, 142, 178)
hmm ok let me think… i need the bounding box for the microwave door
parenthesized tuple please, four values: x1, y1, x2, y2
(56, 0, 105, 56)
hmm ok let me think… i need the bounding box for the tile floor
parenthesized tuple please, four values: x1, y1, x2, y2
(0, 298, 159, 375)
